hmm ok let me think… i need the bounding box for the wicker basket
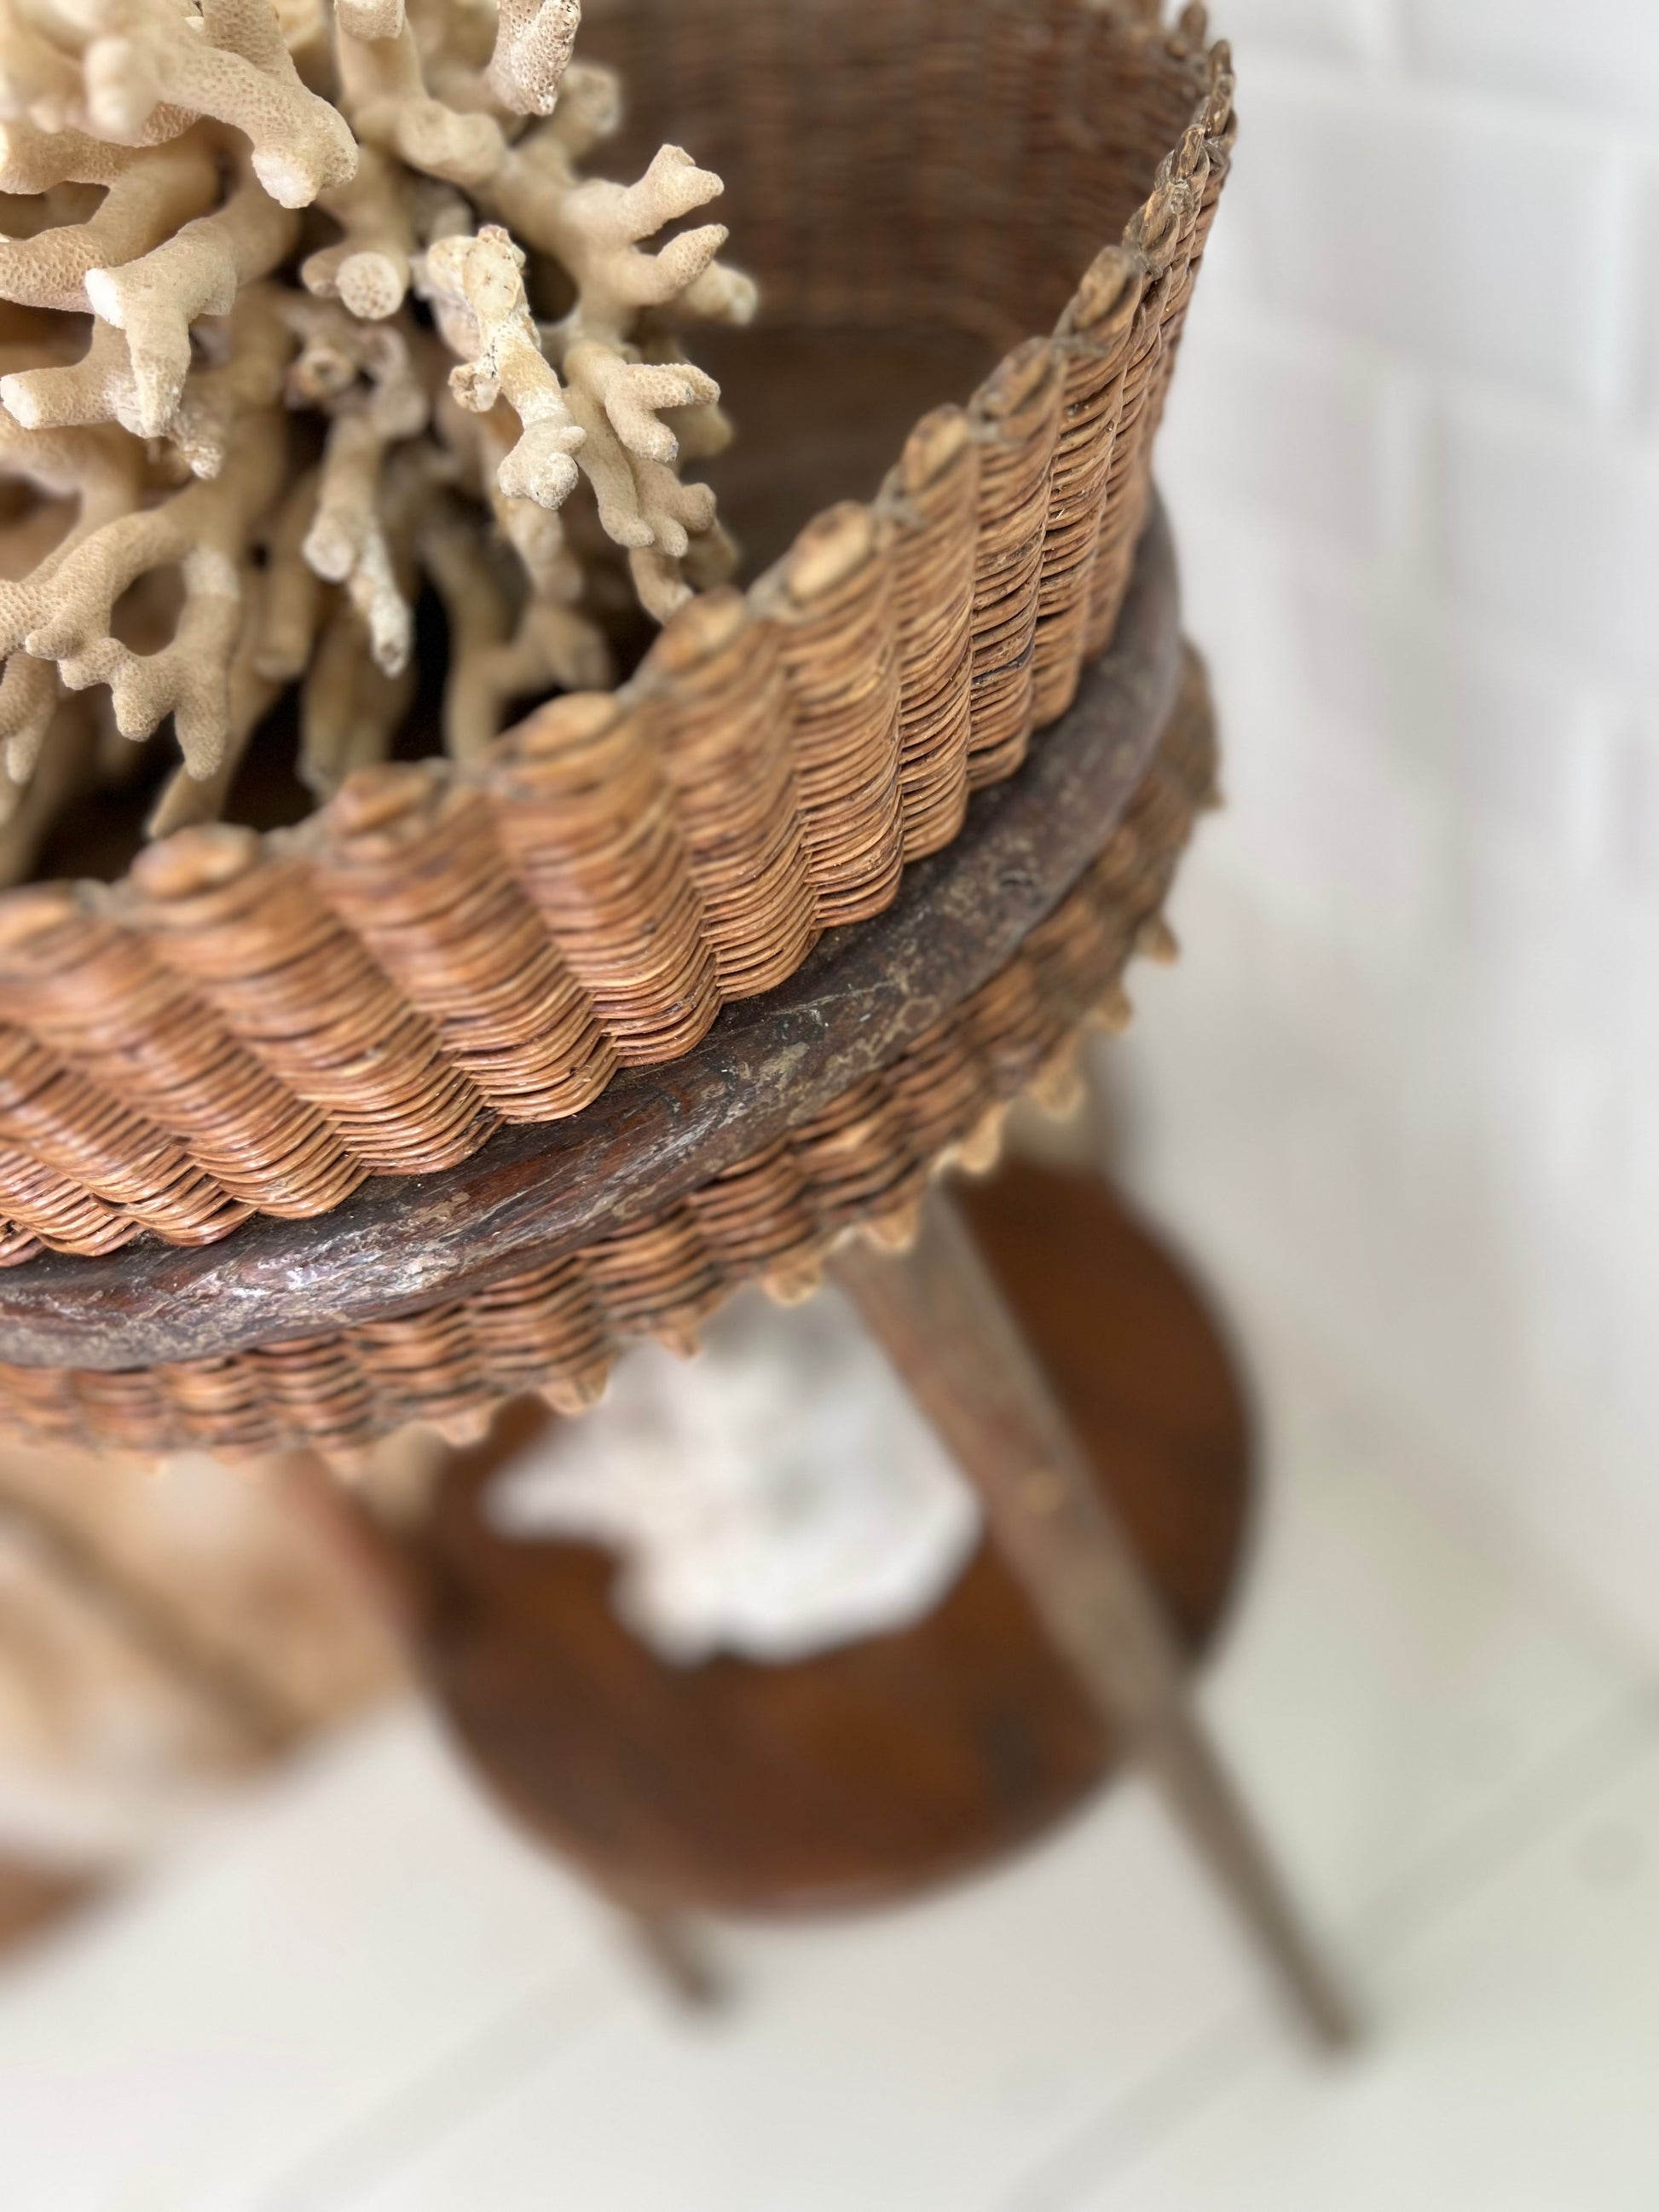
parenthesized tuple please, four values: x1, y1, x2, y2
(0, 0, 1234, 1268)
(0, 651, 1218, 1463)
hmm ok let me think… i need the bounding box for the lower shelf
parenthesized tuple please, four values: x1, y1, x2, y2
(412, 1162, 1253, 1917)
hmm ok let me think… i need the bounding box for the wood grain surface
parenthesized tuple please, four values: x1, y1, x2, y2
(413, 1162, 1251, 1916)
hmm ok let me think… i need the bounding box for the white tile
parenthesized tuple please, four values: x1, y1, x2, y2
(1588, 696, 1659, 896)
(1208, 67, 1622, 404)
(1159, 309, 1395, 558)
(0, 1325, 1645, 2212)
(1631, 159, 1659, 430)
(269, 1337, 1639, 2212)
(1205, 707, 1453, 964)
(1166, 530, 1464, 975)
(1169, 505, 1595, 858)
(1197, 0, 1373, 65)
(309, 1793, 1265, 2212)
(1593, 699, 1659, 889)
(0, 1709, 610, 2212)
(1192, 1358, 1645, 1915)
(1057, 1750, 1659, 2211)
(1399, 0, 1659, 127)
(1113, 851, 1659, 1660)
(1424, 389, 1659, 685)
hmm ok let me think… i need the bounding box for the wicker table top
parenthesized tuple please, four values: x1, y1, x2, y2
(0, 506, 1181, 1377)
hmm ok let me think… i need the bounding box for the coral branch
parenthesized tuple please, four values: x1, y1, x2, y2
(338, 21, 504, 189)
(72, 0, 356, 209)
(0, 418, 147, 666)
(0, 687, 96, 885)
(419, 222, 581, 508)
(252, 464, 326, 680)
(558, 334, 715, 586)
(0, 641, 56, 777)
(147, 563, 280, 833)
(0, 119, 133, 193)
(283, 298, 428, 673)
(20, 428, 284, 771)
(487, 0, 579, 118)
(0, 131, 217, 309)
(300, 145, 415, 320)
(83, 159, 298, 436)
(0, 0, 753, 841)
(491, 136, 754, 344)
(419, 494, 606, 759)
(300, 592, 413, 794)
(336, 0, 405, 40)
(0, 315, 133, 431)
(165, 279, 293, 477)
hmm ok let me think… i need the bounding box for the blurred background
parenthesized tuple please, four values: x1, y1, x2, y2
(1, 2, 1658, 2207)
(1134, 0, 1659, 1656)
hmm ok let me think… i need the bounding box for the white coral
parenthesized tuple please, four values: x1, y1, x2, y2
(0, 0, 750, 858)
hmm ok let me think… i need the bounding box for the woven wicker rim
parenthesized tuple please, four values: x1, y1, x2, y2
(0, 648, 1216, 1462)
(0, 1, 1235, 1270)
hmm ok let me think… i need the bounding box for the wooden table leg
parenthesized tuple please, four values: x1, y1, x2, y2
(622, 1909, 725, 2011)
(833, 1184, 1360, 2051)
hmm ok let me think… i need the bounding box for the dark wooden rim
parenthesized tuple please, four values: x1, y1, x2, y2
(0, 506, 1180, 1373)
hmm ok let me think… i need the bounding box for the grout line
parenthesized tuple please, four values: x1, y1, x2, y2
(1590, 148, 1645, 423)
(1375, 362, 1434, 595)
(994, 2009, 1263, 2212)
(1187, 291, 1659, 459)
(1177, 489, 1659, 806)
(1176, 493, 1618, 738)
(1564, 687, 1622, 890)
(1234, 44, 1659, 165)
(1124, 1159, 1659, 1685)
(1352, 0, 1402, 73)
(1276, 1239, 1659, 1682)
(254, 1958, 625, 2212)
(994, 1685, 1659, 2212)
(1319, 1375, 1659, 1697)
(1344, 1684, 1659, 1958)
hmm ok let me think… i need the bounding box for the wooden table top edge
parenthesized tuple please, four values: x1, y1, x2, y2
(0, 503, 1183, 1373)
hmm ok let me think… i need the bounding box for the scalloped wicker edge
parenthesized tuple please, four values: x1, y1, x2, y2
(0, 7, 1234, 1268)
(0, 648, 1216, 1463)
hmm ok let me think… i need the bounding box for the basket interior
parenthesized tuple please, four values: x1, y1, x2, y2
(586, 0, 1208, 569)
(29, 0, 1206, 884)
(586, 0, 1204, 344)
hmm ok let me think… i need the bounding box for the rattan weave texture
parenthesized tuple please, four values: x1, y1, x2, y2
(0, 1, 1234, 1267)
(0, 649, 1217, 1462)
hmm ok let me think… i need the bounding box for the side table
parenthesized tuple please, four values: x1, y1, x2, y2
(0, 505, 1357, 2047)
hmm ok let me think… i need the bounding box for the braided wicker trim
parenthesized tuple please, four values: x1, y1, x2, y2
(0, 3, 1234, 1268)
(0, 651, 1217, 1464)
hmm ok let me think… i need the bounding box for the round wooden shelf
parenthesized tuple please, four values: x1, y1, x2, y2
(413, 1161, 1252, 1917)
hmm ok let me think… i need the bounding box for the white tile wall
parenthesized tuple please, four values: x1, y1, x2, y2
(1594, 699, 1659, 897)
(1633, 159, 1659, 426)
(1398, 0, 1659, 127)
(1121, 0, 1659, 1653)
(1077, 1754, 1659, 2212)
(1199, 69, 1625, 405)
(1157, 317, 1397, 558)
(1194, 0, 1374, 65)
(1425, 391, 1659, 684)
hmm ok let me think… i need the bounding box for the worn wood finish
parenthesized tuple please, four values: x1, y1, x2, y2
(0, 1862, 96, 1963)
(835, 1184, 1360, 2049)
(0, 658, 1217, 1461)
(413, 1165, 1251, 1916)
(0, 511, 1182, 1375)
